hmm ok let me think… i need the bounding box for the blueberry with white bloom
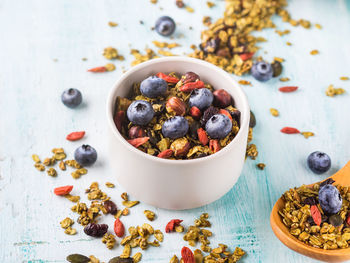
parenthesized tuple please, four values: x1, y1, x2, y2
(127, 100, 155, 125)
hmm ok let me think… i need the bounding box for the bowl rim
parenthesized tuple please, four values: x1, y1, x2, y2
(106, 56, 250, 165)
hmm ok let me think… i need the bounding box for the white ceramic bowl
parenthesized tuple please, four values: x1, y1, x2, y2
(106, 57, 250, 210)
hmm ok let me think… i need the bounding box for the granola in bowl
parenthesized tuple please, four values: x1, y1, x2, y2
(113, 71, 241, 160)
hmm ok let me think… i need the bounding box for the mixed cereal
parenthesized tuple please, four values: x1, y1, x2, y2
(114, 71, 241, 160)
(279, 179, 350, 249)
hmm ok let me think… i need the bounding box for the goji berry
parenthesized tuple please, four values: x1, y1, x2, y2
(279, 86, 298, 93)
(209, 139, 221, 153)
(114, 111, 125, 132)
(239, 52, 254, 61)
(346, 213, 350, 226)
(87, 66, 107, 72)
(127, 137, 149, 148)
(181, 246, 195, 263)
(280, 127, 300, 134)
(197, 128, 208, 146)
(54, 185, 73, 196)
(114, 218, 125, 237)
(66, 131, 85, 141)
(219, 109, 232, 121)
(310, 205, 322, 226)
(156, 72, 179, 83)
(179, 80, 204, 92)
(165, 219, 183, 233)
(157, 149, 174, 159)
(189, 106, 201, 119)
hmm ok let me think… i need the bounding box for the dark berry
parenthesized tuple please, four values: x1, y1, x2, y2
(74, 145, 97, 166)
(307, 151, 331, 174)
(205, 114, 232, 139)
(155, 16, 176, 36)
(251, 61, 273, 82)
(249, 111, 256, 128)
(61, 88, 82, 108)
(140, 76, 167, 98)
(318, 184, 342, 214)
(162, 116, 189, 139)
(329, 214, 343, 227)
(103, 200, 118, 215)
(127, 100, 155, 125)
(83, 223, 108, 237)
(188, 88, 214, 110)
(272, 60, 283, 77)
(200, 106, 219, 126)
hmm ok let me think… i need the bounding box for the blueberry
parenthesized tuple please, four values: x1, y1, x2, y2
(251, 61, 273, 82)
(140, 76, 167, 98)
(155, 16, 176, 36)
(188, 88, 214, 110)
(61, 88, 82, 108)
(127, 100, 155, 125)
(205, 114, 232, 139)
(74, 145, 97, 166)
(162, 116, 189, 139)
(307, 151, 331, 174)
(318, 184, 342, 214)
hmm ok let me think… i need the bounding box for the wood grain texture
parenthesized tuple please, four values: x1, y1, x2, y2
(0, 0, 349, 262)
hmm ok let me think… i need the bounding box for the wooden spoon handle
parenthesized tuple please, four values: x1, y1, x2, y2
(330, 161, 350, 186)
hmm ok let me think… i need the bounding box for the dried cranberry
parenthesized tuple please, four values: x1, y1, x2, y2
(104, 200, 118, 215)
(83, 223, 108, 237)
(200, 106, 219, 127)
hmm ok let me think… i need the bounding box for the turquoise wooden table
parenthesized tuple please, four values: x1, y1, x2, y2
(1, 0, 350, 262)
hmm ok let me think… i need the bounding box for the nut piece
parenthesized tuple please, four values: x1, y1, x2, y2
(166, 97, 186, 116)
(213, 89, 232, 108)
(170, 138, 191, 157)
(183, 71, 200, 84)
(128, 126, 146, 139)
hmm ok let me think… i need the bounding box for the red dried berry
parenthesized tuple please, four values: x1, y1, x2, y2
(156, 72, 179, 83)
(165, 219, 183, 233)
(189, 106, 201, 119)
(179, 80, 205, 92)
(181, 246, 195, 263)
(209, 139, 221, 153)
(311, 205, 322, 226)
(88, 66, 107, 72)
(280, 127, 300, 134)
(279, 86, 298, 93)
(114, 218, 125, 237)
(239, 52, 254, 61)
(54, 185, 73, 196)
(114, 111, 125, 132)
(197, 128, 209, 146)
(66, 131, 85, 141)
(127, 137, 149, 148)
(157, 149, 174, 159)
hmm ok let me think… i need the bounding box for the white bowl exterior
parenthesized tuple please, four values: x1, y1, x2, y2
(107, 57, 250, 210)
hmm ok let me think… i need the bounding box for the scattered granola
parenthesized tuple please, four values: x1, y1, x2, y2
(102, 233, 117, 249)
(279, 77, 290, 82)
(144, 210, 156, 221)
(301, 131, 315, 139)
(105, 182, 115, 188)
(270, 108, 279, 117)
(326, 85, 346, 97)
(185, 6, 194, 13)
(206, 1, 215, 8)
(315, 23, 322, 29)
(238, 80, 251, 86)
(108, 21, 118, 27)
(257, 163, 266, 170)
(152, 41, 180, 49)
(340, 76, 349, 81)
(310, 49, 319, 55)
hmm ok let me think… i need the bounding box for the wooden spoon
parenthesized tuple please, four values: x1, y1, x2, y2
(270, 161, 350, 262)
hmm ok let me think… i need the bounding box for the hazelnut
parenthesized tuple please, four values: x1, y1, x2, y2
(213, 89, 232, 108)
(183, 72, 200, 84)
(128, 126, 146, 139)
(170, 138, 190, 157)
(166, 97, 186, 116)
